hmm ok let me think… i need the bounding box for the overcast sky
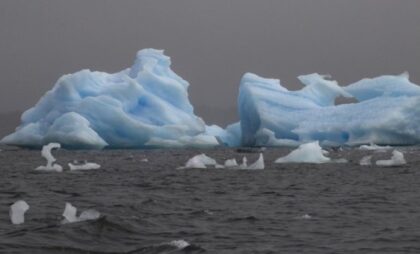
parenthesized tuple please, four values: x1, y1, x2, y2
(0, 0, 419, 125)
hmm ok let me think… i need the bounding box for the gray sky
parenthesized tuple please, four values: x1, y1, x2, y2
(0, 0, 419, 126)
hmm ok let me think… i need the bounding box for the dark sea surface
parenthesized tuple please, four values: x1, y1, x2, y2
(1, 146, 420, 254)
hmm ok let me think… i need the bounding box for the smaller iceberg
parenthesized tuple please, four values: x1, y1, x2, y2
(62, 202, 101, 224)
(275, 141, 331, 164)
(242, 153, 264, 170)
(179, 154, 218, 169)
(10, 200, 30, 225)
(359, 155, 373, 166)
(35, 143, 63, 172)
(376, 150, 406, 167)
(69, 161, 101, 171)
(224, 158, 238, 168)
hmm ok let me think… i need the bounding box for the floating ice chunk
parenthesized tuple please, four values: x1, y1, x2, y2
(300, 214, 312, 220)
(180, 154, 218, 169)
(168, 240, 190, 249)
(239, 156, 248, 169)
(333, 158, 348, 164)
(35, 143, 63, 172)
(62, 202, 100, 224)
(376, 150, 406, 167)
(68, 162, 101, 171)
(360, 155, 372, 166)
(359, 143, 392, 151)
(275, 141, 331, 164)
(224, 158, 238, 168)
(141, 158, 148, 162)
(10, 200, 30, 225)
(243, 153, 264, 170)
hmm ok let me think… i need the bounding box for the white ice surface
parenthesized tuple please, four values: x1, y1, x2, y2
(69, 162, 101, 171)
(376, 150, 406, 167)
(275, 141, 331, 164)
(10, 200, 30, 225)
(35, 143, 63, 172)
(62, 202, 100, 224)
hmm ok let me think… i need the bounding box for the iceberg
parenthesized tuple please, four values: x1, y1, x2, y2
(1, 49, 222, 149)
(275, 141, 331, 164)
(35, 143, 63, 172)
(10, 200, 30, 225)
(239, 72, 420, 147)
(376, 150, 406, 167)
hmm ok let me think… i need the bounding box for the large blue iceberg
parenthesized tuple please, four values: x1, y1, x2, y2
(239, 72, 420, 147)
(1, 49, 222, 149)
(3, 48, 420, 149)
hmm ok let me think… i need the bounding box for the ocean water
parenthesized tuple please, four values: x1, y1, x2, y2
(1, 146, 420, 253)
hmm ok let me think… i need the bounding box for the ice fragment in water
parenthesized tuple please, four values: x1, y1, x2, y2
(224, 158, 238, 168)
(62, 202, 100, 224)
(180, 154, 217, 169)
(68, 162, 101, 171)
(243, 153, 264, 170)
(10, 200, 29, 225)
(35, 143, 63, 172)
(360, 155, 372, 166)
(376, 150, 406, 167)
(275, 141, 331, 164)
(168, 240, 190, 249)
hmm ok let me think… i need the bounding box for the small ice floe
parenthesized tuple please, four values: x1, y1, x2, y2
(68, 161, 101, 171)
(242, 153, 264, 170)
(10, 200, 30, 225)
(300, 214, 312, 220)
(275, 141, 331, 164)
(178, 154, 217, 169)
(168, 240, 190, 249)
(359, 143, 392, 151)
(62, 202, 101, 224)
(224, 158, 238, 168)
(333, 158, 348, 164)
(376, 150, 406, 167)
(240, 156, 248, 169)
(141, 158, 149, 162)
(35, 143, 63, 172)
(360, 155, 372, 166)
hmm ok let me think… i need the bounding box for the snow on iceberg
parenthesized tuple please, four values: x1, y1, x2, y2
(239, 72, 420, 147)
(62, 202, 101, 224)
(376, 150, 406, 167)
(10, 200, 30, 225)
(1, 49, 222, 149)
(275, 141, 331, 164)
(35, 143, 63, 172)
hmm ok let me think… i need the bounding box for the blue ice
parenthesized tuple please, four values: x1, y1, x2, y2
(239, 72, 420, 147)
(1, 49, 222, 149)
